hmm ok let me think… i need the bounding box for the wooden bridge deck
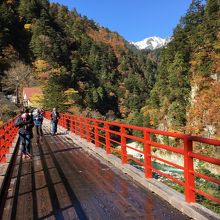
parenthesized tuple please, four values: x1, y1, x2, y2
(1, 125, 189, 220)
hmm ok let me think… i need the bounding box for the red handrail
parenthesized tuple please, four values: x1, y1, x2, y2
(0, 117, 18, 163)
(45, 112, 220, 205)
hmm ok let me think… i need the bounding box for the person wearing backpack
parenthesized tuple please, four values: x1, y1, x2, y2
(14, 108, 34, 159)
(50, 108, 59, 135)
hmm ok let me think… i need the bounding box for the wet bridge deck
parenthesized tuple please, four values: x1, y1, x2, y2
(1, 125, 189, 220)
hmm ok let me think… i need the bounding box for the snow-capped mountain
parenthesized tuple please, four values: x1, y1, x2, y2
(130, 36, 171, 50)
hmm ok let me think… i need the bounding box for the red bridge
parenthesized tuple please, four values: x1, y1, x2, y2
(0, 112, 219, 219)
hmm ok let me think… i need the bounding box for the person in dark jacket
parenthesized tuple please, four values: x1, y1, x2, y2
(50, 108, 59, 135)
(33, 109, 44, 136)
(14, 108, 34, 159)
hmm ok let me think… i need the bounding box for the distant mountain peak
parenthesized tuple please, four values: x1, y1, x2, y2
(130, 36, 171, 50)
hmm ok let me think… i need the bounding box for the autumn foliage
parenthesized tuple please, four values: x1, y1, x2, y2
(186, 80, 220, 138)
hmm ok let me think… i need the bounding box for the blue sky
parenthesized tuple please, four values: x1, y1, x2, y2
(49, 0, 193, 42)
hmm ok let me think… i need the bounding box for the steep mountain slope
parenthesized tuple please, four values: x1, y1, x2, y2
(0, 0, 158, 120)
(143, 0, 220, 140)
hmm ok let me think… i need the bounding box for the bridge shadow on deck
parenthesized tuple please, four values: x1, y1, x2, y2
(1, 125, 189, 220)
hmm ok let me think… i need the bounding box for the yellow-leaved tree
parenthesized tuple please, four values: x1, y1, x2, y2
(33, 59, 61, 80)
(29, 94, 44, 108)
(64, 88, 79, 105)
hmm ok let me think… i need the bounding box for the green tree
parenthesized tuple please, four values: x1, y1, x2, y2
(43, 77, 67, 111)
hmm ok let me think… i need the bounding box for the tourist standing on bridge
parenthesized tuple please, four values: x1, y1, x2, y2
(50, 108, 59, 135)
(14, 108, 34, 159)
(33, 109, 44, 136)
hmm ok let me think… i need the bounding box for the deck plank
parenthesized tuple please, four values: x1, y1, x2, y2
(16, 193, 33, 220)
(54, 183, 79, 220)
(36, 187, 53, 219)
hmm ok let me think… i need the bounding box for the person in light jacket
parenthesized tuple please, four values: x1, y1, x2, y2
(50, 108, 60, 135)
(33, 109, 44, 136)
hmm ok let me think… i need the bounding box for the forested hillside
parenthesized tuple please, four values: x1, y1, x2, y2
(0, 0, 219, 143)
(144, 0, 220, 141)
(0, 0, 158, 119)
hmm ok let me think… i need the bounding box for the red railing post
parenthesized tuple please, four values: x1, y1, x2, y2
(105, 122, 110, 154)
(5, 129, 9, 155)
(59, 114, 62, 126)
(70, 116, 73, 132)
(0, 130, 6, 163)
(67, 114, 69, 130)
(73, 116, 76, 134)
(9, 123, 14, 144)
(75, 116, 78, 135)
(65, 114, 68, 129)
(121, 126, 127, 164)
(58, 114, 61, 126)
(94, 120, 99, 147)
(63, 114, 66, 127)
(62, 114, 64, 127)
(76, 116, 79, 135)
(80, 117, 83, 138)
(86, 119, 90, 142)
(184, 137, 195, 203)
(62, 114, 65, 128)
(144, 130, 152, 178)
(63, 114, 66, 128)
(82, 117, 86, 139)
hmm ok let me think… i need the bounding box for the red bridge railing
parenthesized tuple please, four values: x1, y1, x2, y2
(45, 112, 220, 205)
(0, 117, 18, 163)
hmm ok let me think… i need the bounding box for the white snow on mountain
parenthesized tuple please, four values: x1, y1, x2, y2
(130, 36, 171, 50)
